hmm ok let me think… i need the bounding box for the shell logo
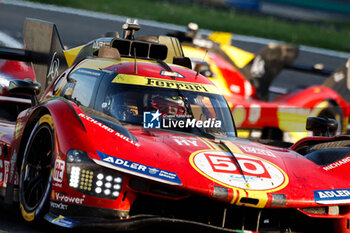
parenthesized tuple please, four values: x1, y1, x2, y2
(190, 150, 288, 191)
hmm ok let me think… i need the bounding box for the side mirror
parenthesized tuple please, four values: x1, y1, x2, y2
(306, 116, 338, 137)
(8, 79, 41, 106)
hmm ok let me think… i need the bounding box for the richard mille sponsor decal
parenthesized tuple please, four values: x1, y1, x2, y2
(78, 112, 140, 147)
(323, 156, 350, 171)
(314, 189, 350, 204)
(97, 151, 181, 185)
(191, 151, 287, 191)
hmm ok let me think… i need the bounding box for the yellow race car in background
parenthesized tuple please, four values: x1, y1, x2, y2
(168, 23, 350, 143)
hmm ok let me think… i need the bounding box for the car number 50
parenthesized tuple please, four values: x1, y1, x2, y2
(205, 154, 271, 178)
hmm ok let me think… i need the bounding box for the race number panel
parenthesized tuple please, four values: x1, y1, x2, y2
(192, 151, 286, 190)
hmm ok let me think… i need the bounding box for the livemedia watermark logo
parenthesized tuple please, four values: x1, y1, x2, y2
(143, 110, 161, 129)
(143, 111, 221, 129)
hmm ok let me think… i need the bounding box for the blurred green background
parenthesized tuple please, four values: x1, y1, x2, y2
(28, 0, 350, 52)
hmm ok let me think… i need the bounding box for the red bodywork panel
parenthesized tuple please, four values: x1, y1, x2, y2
(1, 55, 350, 232)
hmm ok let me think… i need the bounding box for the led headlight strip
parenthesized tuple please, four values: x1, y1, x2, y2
(66, 149, 124, 200)
(94, 173, 122, 197)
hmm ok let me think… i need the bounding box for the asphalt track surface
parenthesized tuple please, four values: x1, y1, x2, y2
(0, 1, 349, 232)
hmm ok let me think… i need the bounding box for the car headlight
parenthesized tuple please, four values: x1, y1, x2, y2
(66, 149, 124, 199)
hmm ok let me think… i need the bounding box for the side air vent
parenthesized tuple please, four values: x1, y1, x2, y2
(111, 38, 168, 60)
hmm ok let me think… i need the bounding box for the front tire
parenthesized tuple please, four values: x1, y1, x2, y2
(19, 114, 55, 222)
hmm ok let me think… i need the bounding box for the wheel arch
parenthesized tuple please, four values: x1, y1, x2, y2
(15, 98, 87, 222)
(17, 99, 86, 173)
(326, 98, 341, 111)
(17, 107, 51, 173)
(316, 99, 348, 129)
(311, 99, 346, 134)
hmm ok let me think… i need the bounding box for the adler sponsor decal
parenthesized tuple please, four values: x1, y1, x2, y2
(314, 188, 350, 204)
(79, 112, 140, 147)
(190, 151, 287, 191)
(97, 151, 181, 185)
(323, 156, 350, 171)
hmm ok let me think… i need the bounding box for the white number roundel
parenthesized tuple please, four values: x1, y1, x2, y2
(192, 151, 286, 190)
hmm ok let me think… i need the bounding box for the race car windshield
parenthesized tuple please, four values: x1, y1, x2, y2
(99, 83, 236, 138)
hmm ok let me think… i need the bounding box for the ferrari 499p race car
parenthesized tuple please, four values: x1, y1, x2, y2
(0, 36, 35, 121)
(1, 18, 350, 233)
(169, 23, 350, 143)
(0, 35, 35, 96)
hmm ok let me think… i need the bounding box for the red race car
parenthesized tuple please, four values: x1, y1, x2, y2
(0, 38, 35, 121)
(0, 35, 35, 95)
(169, 24, 350, 143)
(1, 18, 350, 233)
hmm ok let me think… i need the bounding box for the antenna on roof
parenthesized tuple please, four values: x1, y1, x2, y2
(122, 18, 140, 40)
(134, 48, 138, 74)
(196, 49, 208, 77)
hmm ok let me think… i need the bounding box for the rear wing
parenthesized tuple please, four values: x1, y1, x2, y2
(323, 58, 350, 102)
(261, 55, 350, 101)
(240, 44, 299, 101)
(174, 28, 300, 100)
(239, 45, 350, 102)
(0, 18, 68, 93)
(23, 18, 68, 89)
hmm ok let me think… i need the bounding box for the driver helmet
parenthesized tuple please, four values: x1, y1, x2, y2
(151, 96, 185, 116)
